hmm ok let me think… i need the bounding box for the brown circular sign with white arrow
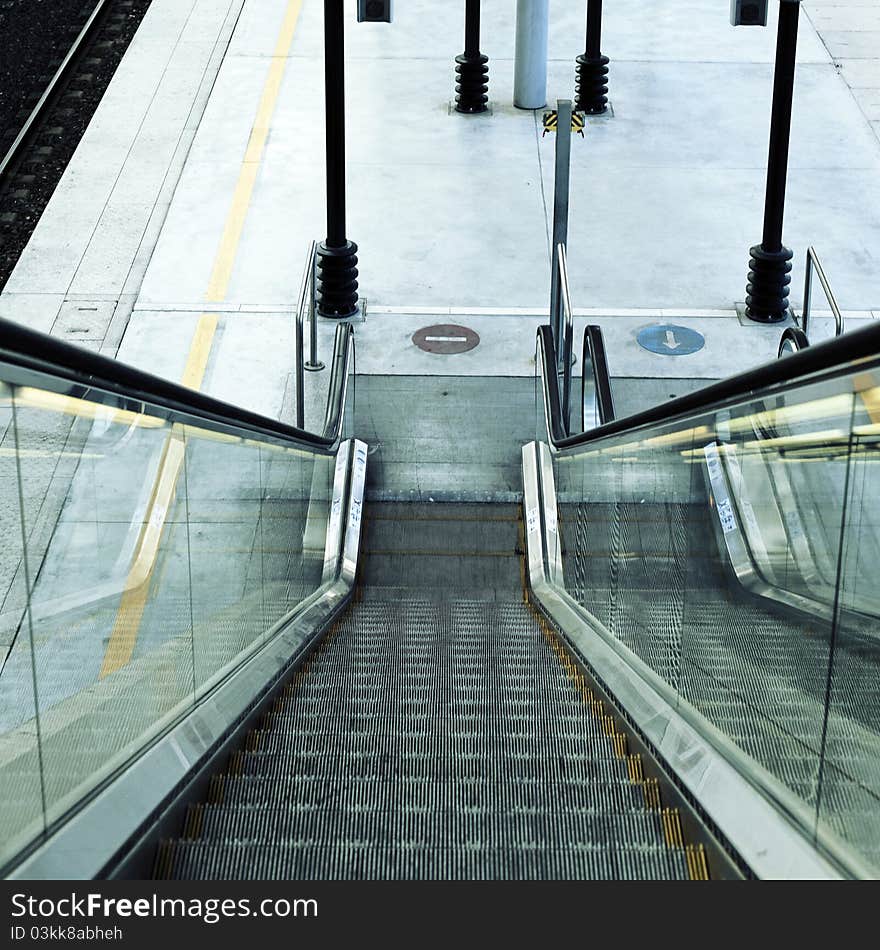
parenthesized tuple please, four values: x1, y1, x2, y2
(412, 324, 480, 355)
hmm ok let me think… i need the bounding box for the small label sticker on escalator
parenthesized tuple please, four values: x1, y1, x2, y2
(704, 442, 723, 486)
(527, 506, 540, 535)
(717, 497, 737, 535)
(349, 499, 362, 533)
(705, 444, 737, 534)
(330, 497, 342, 530)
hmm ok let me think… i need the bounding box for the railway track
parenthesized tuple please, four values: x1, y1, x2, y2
(0, 0, 154, 292)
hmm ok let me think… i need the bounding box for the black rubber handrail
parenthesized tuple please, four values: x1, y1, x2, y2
(778, 326, 810, 359)
(537, 325, 571, 446)
(0, 316, 353, 451)
(540, 319, 880, 451)
(538, 325, 616, 445)
(582, 324, 616, 427)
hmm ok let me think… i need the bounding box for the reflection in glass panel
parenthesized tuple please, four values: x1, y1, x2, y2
(258, 445, 331, 619)
(819, 378, 880, 872)
(184, 429, 269, 694)
(681, 383, 850, 816)
(554, 377, 867, 848)
(0, 350, 339, 866)
(0, 382, 46, 867)
(13, 389, 195, 826)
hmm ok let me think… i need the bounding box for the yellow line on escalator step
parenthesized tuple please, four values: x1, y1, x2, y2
(627, 754, 644, 784)
(642, 777, 662, 811)
(686, 844, 710, 881)
(532, 607, 714, 877)
(662, 808, 685, 849)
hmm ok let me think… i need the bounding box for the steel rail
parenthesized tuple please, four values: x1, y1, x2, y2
(0, 0, 110, 182)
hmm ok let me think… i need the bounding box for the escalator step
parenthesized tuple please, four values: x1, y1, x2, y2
(187, 806, 673, 850)
(207, 776, 645, 811)
(159, 840, 689, 881)
(160, 588, 692, 880)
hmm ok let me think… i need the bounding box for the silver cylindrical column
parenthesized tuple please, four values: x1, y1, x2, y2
(514, 0, 549, 109)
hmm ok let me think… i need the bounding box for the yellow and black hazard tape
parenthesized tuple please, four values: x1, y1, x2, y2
(542, 110, 586, 137)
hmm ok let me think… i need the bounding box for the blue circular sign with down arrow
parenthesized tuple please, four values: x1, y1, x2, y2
(637, 324, 705, 356)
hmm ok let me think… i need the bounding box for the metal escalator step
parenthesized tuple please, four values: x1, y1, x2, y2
(218, 758, 628, 787)
(189, 806, 672, 850)
(160, 509, 698, 880)
(161, 841, 689, 881)
(277, 687, 586, 709)
(360, 553, 523, 590)
(366, 502, 521, 522)
(226, 750, 629, 784)
(259, 712, 613, 735)
(234, 735, 621, 761)
(209, 776, 645, 812)
(275, 697, 590, 717)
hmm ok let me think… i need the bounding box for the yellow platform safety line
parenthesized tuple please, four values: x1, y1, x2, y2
(206, 0, 304, 303)
(99, 0, 305, 677)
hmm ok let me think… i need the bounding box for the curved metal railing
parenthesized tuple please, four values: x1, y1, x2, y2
(800, 245, 844, 340)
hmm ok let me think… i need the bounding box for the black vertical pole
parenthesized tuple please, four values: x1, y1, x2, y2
(746, 0, 800, 323)
(317, 0, 358, 318)
(455, 0, 488, 114)
(465, 0, 480, 56)
(575, 0, 609, 115)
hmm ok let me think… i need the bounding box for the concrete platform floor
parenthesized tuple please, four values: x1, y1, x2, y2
(0, 0, 877, 424)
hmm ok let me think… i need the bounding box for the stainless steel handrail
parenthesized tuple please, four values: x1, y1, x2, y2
(295, 241, 325, 429)
(801, 246, 843, 340)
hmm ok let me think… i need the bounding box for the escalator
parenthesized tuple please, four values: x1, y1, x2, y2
(154, 502, 712, 880)
(3, 313, 880, 881)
